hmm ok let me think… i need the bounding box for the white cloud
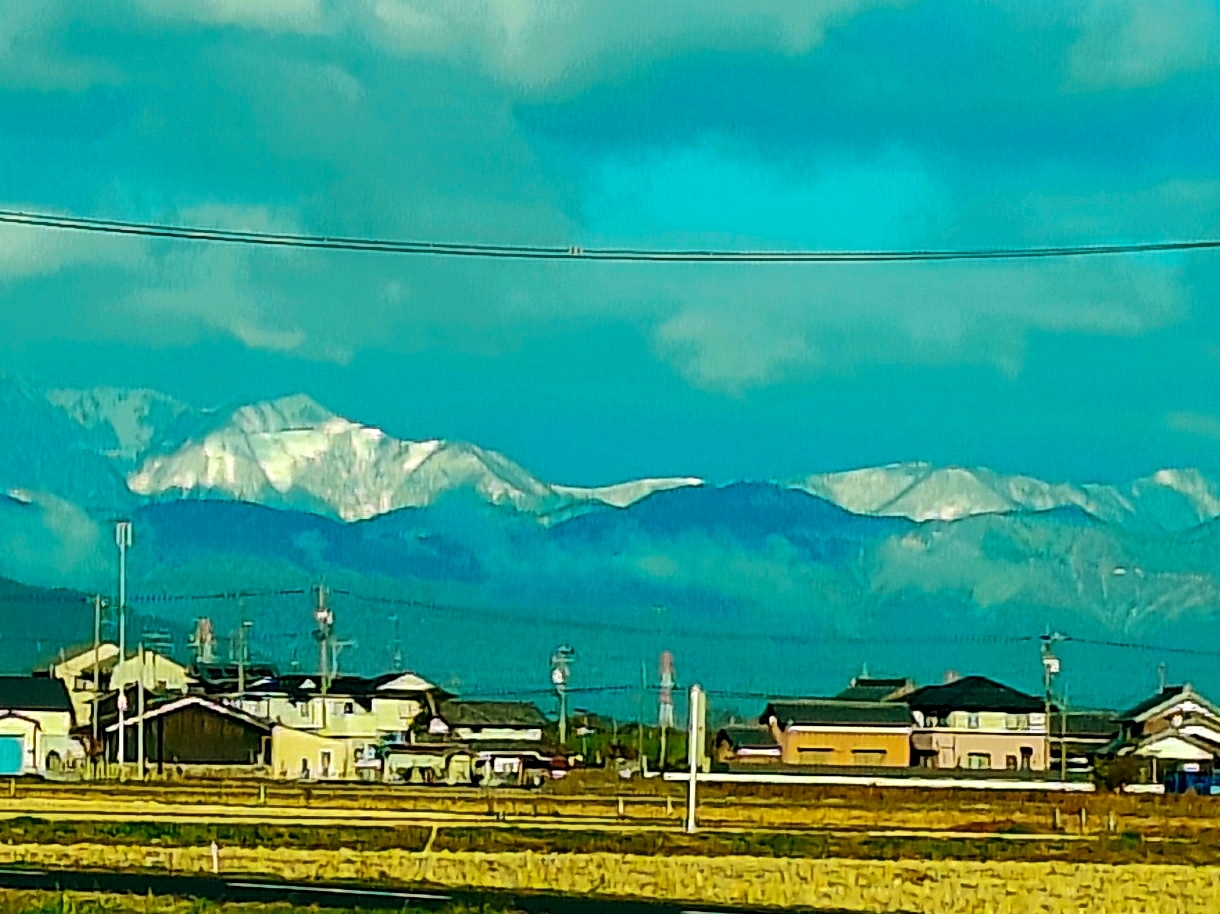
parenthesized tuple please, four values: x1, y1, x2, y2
(364, 0, 903, 93)
(0, 2, 117, 89)
(136, 0, 327, 34)
(0, 207, 147, 280)
(1166, 411, 1220, 441)
(1069, 0, 1220, 89)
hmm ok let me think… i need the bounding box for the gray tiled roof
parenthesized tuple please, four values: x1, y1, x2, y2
(901, 676, 1043, 714)
(761, 699, 914, 728)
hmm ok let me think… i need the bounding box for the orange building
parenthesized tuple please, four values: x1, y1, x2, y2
(761, 700, 914, 767)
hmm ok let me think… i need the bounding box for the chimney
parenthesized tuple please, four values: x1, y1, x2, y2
(944, 670, 960, 684)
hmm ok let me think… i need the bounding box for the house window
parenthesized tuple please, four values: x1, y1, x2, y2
(1005, 755, 1018, 770)
(925, 716, 939, 728)
(1005, 714, 1029, 731)
(320, 750, 332, 778)
(967, 713, 981, 730)
(797, 747, 834, 763)
(967, 753, 991, 770)
(300, 758, 310, 779)
(343, 701, 354, 715)
(852, 750, 886, 766)
(1020, 747, 1034, 771)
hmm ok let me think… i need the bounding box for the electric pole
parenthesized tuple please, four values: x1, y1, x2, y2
(91, 595, 102, 767)
(390, 614, 402, 670)
(1041, 632, 1063, 780)
(315, 586, 333, 728)
(114, 521, 132, 775)
(236, 620, 252, 695)
(136, 641, 145, 780)
(638, 660, 646, 766)
(551, 645, 574, 748)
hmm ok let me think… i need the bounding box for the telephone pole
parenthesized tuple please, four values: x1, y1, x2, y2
(1041, 632, 1063, 780)
(91, 594, 104, 774)
(114, 521, 132, 775)
(551, 645, 574, 748)
(315, 586, 333, 728)
(136, 641, 146, 780)
(236, 620, 253, 695)
(638, 660, 646, 765)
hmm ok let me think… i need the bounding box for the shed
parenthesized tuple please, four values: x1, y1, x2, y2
(105, 695, 271, 772)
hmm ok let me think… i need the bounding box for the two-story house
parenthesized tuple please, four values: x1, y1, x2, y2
(1098, 684, 1220, 783)
(0, 677, 81, 775)
(901, 675, 1047, 771)
(205, 671, 447, 780)
(760, 699, 915, 767)
(410, 700, 554, 785)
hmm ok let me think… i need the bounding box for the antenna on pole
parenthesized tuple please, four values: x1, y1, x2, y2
(1041, 631, 1064, 781)
(659, 650, 675, 772)
(390, 614, 402, 670)
(315, 584, 333, 693)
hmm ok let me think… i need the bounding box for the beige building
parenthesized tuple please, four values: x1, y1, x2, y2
(904, 676, 1048, 771)
(220, 671, 446, 780)
(760, 699, 914, 767)
(1099, 684, 1220, 782)
(48, 643, 120, 727)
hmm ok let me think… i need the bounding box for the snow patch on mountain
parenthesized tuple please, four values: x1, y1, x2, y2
(128, 395, 703, 521)
(789, 462, 1220, 530)
(47, 386, 199, 462)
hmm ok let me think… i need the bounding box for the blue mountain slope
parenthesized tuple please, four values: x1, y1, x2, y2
(551, 482, 911, 563)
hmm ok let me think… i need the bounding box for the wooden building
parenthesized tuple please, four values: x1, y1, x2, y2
(103, 695, 271, 774)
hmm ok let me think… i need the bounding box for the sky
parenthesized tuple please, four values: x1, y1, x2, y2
(2, 0, 1220, 488)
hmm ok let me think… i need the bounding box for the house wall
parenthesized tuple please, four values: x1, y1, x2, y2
(271, 726, 382, 780)
(52, 645, 119, 727)
(110, 652, 191, 693)
(240, 695, 425, 738)
(775, 727, 911, 767)
(146, 705, 269, 768)
(923, 730, 1047, 771)
(0, 711, 77, 774)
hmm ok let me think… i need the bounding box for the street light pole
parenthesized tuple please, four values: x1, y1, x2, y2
(685, 684, 704, 834)
(115, 521, 133, 776)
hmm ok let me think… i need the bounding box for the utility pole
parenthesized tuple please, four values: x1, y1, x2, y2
(685, 684, 705, 834)
(1041, 632, 1063, 780)
(390, 614, 402, 670)
(315, 586, 333, 729)
(551, 645, 574, 748)
(114, 521, 133, 775)
(1158, 662, 1167, 692)
(136, 641, 146, 780)
(91, 595, 103, 769)
(638, 660, 646, 766)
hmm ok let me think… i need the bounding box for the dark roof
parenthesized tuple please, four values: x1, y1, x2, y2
(437, 700, 548, 728)
(1050, 710, 1120, 739)
(901, 676, 1043, 714)
(1117, 686, 1190, 722)
(836, 678, 914, 702)
(716, 726, 779, 749)
(0, 676, 73, 713)
(194, 670, 450, 703)
(762, 700, 914, 728)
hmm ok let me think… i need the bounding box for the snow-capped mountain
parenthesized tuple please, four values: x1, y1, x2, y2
(127, 394, 703, 521)
(46, 386, 202, 462)
(789, 462, 1220, 531)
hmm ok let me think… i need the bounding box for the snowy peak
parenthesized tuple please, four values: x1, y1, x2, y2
(47, 386, 198, 462)
(789, 462, 1220, 530)
(128, 395, 703, 521)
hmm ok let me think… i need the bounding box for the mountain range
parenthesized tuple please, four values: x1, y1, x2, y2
(1, 375, 1218, 712)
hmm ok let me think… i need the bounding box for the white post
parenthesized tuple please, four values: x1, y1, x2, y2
(685, 684, 703, 834)
(115, 522, 133, 776)
(137, 642, 146, 780)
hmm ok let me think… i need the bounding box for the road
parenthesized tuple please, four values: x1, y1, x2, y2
(0, 865, 909, 914)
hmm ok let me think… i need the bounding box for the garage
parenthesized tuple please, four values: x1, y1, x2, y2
(0, 736, 25, 775)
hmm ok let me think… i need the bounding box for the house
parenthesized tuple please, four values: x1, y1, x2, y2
(713, 725, 781, 765)
(760, 699, 914, 767)
(417, 700, 555, 786)
(835, 676, 916, 702)
(102, 694, 271, 775)
(110, 648, 193, 694)
(1097, 685, 1220, 783)
(205, 671, 449, 780)
(1049, 710, 1121, 775)
(0, 677, 82, 775)
(901, 675, 1047, 771)
(45, 643, 120, 727)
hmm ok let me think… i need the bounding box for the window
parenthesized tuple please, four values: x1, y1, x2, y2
(852, 749, 887, 766)
(967, 713, 981, 730)
(1020, 747, 1034, 771)
(797, 747, 834, 763)
(300, 758, 310, 779)
(1005, 714, 1029, 731)
(967, 752, 991, 770)
(343, 701, 354, 715)
(320, 750, 332, 778)
(1005, 755, 1018, 770)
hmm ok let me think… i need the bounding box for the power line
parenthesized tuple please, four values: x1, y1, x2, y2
(1062, 635, 1220, 658)
(2, 208, 1218, 263)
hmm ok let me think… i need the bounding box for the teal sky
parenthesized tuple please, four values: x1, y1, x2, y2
(2, 1, 1220, 486)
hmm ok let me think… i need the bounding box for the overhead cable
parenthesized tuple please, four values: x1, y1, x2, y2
(1, 209, 1217, 263)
